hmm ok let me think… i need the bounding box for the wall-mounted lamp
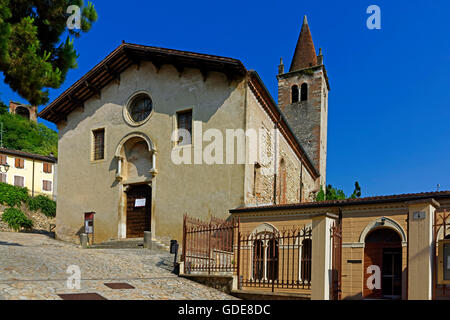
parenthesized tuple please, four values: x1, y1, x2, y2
(0, 163, 10, 173)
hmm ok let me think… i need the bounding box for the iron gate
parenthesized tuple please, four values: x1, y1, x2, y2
(331, 220, 342, 300)
(433, 209, 450, 299)
(237, 226, 312, 293)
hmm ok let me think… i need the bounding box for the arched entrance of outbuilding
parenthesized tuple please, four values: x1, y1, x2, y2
(363, 227, 403, 299)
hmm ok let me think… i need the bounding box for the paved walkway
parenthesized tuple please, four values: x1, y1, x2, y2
(0, 232, 236, 300)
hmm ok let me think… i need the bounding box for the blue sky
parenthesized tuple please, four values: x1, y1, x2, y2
(1, 0, 449, 197)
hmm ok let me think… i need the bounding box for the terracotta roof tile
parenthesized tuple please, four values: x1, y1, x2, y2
(230, 191, 450, 213)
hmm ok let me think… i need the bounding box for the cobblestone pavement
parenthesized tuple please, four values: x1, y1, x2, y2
(0, 232, 237, 300)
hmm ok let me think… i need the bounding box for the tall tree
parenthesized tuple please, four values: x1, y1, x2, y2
(0, 0, 97, 105)
(316, 182, 362, 201)
(350, 181, 362, 199)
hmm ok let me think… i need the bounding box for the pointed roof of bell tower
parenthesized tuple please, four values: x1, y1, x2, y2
(289, 15, 318, 72)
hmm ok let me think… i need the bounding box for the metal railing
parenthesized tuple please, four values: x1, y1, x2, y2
(237, 226, 312, 293)
(182, 214, 239, 274)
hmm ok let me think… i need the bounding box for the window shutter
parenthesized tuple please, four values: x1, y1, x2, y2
(0, 155, 6, 165)
(14, 176, 24, 187)
(43, 180, 52, 191)
(15, 158, 24, 169)
(43, 163, 52, 173)
(0, 173, 6, 183)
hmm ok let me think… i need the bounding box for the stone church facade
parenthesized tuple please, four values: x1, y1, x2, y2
(39, 18, 327, 245)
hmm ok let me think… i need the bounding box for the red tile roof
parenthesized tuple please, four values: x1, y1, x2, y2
(0, 147, 57, 163)
(230, 191, 450, 213)
(289, 16, 318, 72)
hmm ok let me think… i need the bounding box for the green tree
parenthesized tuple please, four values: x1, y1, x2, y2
(0, 112, 58, 156)
(316, 182, 362, 201)
(0, 100, 7, 114)
(350, 181, 362, 199)
(0, 0, 97, 105)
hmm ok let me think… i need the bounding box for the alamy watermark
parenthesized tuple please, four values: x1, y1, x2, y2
(366, 5, 381, 30)
(366, 265, 381, 290)
(66, 265, 81, 289)
(66, 5, 81, 30)
(170, 126, 279, 176)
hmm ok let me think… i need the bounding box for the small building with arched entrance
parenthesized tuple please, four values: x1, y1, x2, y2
(230, 191, 450, 300)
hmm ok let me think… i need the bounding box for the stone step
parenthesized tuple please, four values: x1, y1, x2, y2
(89, 238, 171, 251)
(90, 238, 144, 249)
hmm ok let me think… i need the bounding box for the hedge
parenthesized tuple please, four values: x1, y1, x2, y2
(0, 182, 29, 207)
(27, 195, 56, 218)
(0, 182, 56, 218)
(1, 207, 33, 231)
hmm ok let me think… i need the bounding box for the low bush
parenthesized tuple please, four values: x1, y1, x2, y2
(1, 207, 33, 231)
(0, 182, 29, 207)
(27, 195, 56, 218)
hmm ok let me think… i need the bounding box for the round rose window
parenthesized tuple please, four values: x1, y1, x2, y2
(127, 94, 153, 124)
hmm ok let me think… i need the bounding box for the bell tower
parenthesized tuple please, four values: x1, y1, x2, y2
(277, 16, 329, 187)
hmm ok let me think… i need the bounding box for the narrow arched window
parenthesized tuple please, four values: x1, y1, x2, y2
(301, 238, 312, 283)
(291, 85, 299, 103)
(267, 237, 279, 281)
(253, 239, 264, 280)
(301, 83, 308, 101)
(279, 159, 287, 204)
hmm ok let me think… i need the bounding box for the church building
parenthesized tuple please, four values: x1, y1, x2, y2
(39, 17, 328, 246)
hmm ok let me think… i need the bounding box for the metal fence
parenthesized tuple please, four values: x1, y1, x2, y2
(433, 209, 450, 299)
(331, 220, 342, 300)
(237, 226, 312, 293)
(182, 214, 239, 274)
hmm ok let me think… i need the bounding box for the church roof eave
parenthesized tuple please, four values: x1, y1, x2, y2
(39, 43, 247, 124)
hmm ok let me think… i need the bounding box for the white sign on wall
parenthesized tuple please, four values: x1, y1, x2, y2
(413, 211, 426, 220)
(135, 198, 146, 207)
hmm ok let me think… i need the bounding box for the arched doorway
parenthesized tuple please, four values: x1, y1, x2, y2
(363, 228, 402, 299)
(126, 184, 151, 238)
(16, 106, 30, 120)
(115, 133, 156, 239)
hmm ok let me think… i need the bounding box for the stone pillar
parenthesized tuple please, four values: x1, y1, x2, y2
(407, 198, 439, 300)
(311, 213, 337, 300)
(80, 233, 88, 248)
(144, 231, 152, 249)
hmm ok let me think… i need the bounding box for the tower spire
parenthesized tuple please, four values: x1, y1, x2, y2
(289, 15, 317, 72)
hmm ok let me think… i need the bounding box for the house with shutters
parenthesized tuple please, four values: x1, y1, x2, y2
(0, 148, 57, 199)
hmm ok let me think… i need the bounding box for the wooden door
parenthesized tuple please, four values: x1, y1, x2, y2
(364, 243, 384, 299)
(363, 228, 402, 299)
(126, 184, 151, 238)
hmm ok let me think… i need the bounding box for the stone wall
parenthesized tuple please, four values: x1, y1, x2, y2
(0, 204, 55, 234)
(244, 88, 318, 206)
